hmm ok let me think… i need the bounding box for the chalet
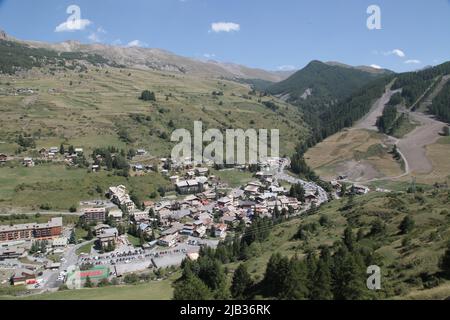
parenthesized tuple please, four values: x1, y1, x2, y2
(222, 215, 237, 226)
(194, 225, 207, 238)
(183, 195, 198, 205)
(217, 197, 232, 207)
(97, 228, 118, 249)
(49, 147, 59, 154)
(180, 223, 195, 236)
(74, 148, 83, 154)
(195, 167, 209, 176)
(185, 170, 194, 178)
(138, 223, 151, 234)
(170, 209, 191, 221)
(238, 200, 256, 210)
(170, 175, 179, 184)
(108, 185, 135, 213)
(304, 193, 318, 204)
(230, 189, 244, 199)
(133, 164, 144, 172)
(136, 149, 147, 156)
(161, 222, 184, 236)
(244, 182, 262, 195)
(0, 247, 25, 261)
(269, 186, 285, 194)
(352, 184, 370, 195)
(52, 237, 68, 248)
(214, 224, 228, 239)
(0, 154, 7, 163)
(142, 201, 155, 210)
(158, 233, 178, 247)
(176, 179, 203, 195)
(108, 208, 123, 221)
(92, 165, 100, 172)
(23, 157, 34, 167)
(132, 211, 150, 223)
(94, 224, 111, 236)
(10, 269, 36, 286)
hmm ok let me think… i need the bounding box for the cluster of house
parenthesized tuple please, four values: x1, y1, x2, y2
(39, 146, 84, 165)
(330, 180, 370, 195)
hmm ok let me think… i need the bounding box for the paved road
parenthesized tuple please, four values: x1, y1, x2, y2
(0, 211, 83, 216)
(275, 159, 329, 205)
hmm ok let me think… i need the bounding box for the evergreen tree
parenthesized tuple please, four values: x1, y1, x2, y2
(231, 264, 253, 299)
(69, 230, 77, 244)
(281, 256, 309, 300)
(310, 259, 333, 300)
(343, 226, 355, 252)
(173, 274, 212, 300)
(399, 216, 415, 234)
(86, 227, 94, 240)
(439, 242, 450, 278)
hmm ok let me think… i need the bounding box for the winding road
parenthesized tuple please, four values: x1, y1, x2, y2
(350, 83, 448, 183)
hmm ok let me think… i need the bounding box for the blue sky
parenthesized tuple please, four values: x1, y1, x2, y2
(1, 0, 450, 72)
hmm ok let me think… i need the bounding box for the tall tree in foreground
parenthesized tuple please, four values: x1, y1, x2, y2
(173, 274, 213, 300)
(231, 264, 253, 300)
(439, 243, 450, 278)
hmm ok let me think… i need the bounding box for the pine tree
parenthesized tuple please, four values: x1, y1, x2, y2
(281, 256, 309, 300)
(310, 259, 333, 300)
(231, 264, 253, 299)
(439, 242, 450, 278)
(173, 274, 212, 300)
(69, 230, 77, 244)
(399, 216, 415, 234)
(86, 227, 94, 240)
(343, 226, 355, 252)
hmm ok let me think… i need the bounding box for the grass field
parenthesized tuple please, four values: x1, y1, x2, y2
(0, 163, 171, 211)
(211, 169, 254, 188)
(76, 243, 93, 255)
(3, 280, 174, 300)
(0, 65, 307, 159)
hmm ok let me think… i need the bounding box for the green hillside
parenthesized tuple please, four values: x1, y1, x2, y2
(174, 189, 450, 300)
(267, 60, 386, 105)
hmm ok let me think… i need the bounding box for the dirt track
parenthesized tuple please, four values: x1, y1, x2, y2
(354, 86, 447, 176)
(395, 112, 446, 174)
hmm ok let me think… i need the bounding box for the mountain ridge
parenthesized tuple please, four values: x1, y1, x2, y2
(0, 28, 289, 82)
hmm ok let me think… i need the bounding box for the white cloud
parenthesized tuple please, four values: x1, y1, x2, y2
(211, 22, 240, 33)
(404, 59, 421, 64)
(383, 49, 405, 58)
(88, 27, 107, 43)
(277, 65, 297, 71)
(203, 53, 216, 59)
(370, 64, 382, 69)
(127, 40, 148, 47)
(112, 39, 122, 46)
(55, 19, 92, 32)
(88, 33, 100, 42)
